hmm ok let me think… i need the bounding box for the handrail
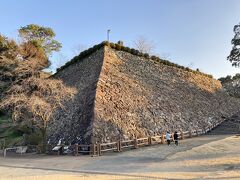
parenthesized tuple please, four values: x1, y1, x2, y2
(100, 142, 118, 146)
(2, 117, 224, 158)
(151, 136, 161, 139)
(121, 139, 134, 143)
(65, 118, 226, 157)
(137, 137, 148, 141)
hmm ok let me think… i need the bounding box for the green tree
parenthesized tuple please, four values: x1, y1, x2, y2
(0, 25, 75, 151)
(218, 75, 232, 84)
(232, 73, 240, 80)
(18, 24, 62, 57)
(228, 23, 240, 67)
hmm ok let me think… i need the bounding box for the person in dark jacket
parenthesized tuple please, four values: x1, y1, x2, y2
(173, 131, 179, 146)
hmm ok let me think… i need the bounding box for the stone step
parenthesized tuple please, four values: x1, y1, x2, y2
(208, 119, 240, 135)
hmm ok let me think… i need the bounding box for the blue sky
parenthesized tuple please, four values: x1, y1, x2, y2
(0, 0, 240, 78)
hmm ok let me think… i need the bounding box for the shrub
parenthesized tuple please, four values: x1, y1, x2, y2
(115, 43, 122, 50)
(12, 124, 32, 136)
(130, 49, 139, 55)
(179, 66, 185, 69)
(130, 48, 135, 54)
(121, 46, 126, 51)
(92, 44, 99, 50)
(55, 41, 213, 79)
(135, 49, 140, 55)
(110, 43, 116, 49)
(144, 53, 150, 58)
(25, 133, 42, 145)
(123, 46, 130, 52)
(102, 41, 110, 46)
(18, 124, 32, 134)
(80, 50, 87, 57)
(87, 47, 94, 54)
(155, 57, 161, 61)
(138, 52, 144, 57)
(162, 60, 168, 65)
(186, 67, 190, 71)
(151, 55, 157, 60)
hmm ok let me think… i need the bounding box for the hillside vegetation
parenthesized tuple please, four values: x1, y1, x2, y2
(0, 24, 76, 150)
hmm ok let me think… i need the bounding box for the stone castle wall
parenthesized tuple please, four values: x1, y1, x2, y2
(48, 48, 104, 144)
(49, 45, 240, 144)
(92, 46, 240, 143)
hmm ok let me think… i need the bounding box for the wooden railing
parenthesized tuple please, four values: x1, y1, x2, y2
(1, 120, 223, 157)
(73, 120, 223, 157)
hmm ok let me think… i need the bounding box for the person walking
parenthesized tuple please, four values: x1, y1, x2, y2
(174, 131, 179, 146)
(166, 131, 171, 146)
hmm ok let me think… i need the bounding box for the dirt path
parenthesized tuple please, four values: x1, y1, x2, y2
(0, 134, 240, 179)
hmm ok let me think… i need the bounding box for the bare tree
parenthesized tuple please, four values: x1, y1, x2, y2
(0, 27, 76, 151)
(0, 54, 76, 150)
(187, 62, 195, 68)
(159, 52, 171, 60)
(133, 36, 155, 55)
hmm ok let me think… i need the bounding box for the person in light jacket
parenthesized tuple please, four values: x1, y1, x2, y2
(166, 131, 171, 146)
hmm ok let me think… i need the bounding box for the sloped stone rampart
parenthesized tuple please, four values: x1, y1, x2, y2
(48, 48, 104, 144)
(93, 46, 240, 142)
(49, 46, 240, 144)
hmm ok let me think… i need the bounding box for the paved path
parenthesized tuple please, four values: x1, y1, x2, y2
(1, 135, 238, 176)
(1, 119, 240, 179)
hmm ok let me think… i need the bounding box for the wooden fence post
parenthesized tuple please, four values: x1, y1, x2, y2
(96, 144, 99, 156)
(118, 139, 122, 152)
(189, 130, 192, 138)
(98, 143, 102, 156)
(148, 137, 152, 145)
(180, 131, 184, 140)
(74, 144, 78, 156)
(3, 148, 6, 157)
(91, 144, 96, 157)
(58, 145, 64, 156)
(116, 141, 120, 152)
(161, 133, 165, 144)
(134, 138, 138, 149)
(196, 130, 198, 136)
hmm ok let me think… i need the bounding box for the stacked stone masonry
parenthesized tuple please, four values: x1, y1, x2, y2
(49, 46, 240, 144)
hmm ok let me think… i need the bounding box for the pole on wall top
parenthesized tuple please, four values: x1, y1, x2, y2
(107, 29, 111, 42)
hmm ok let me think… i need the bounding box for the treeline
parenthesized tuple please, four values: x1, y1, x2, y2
(218, 73, 240, 84)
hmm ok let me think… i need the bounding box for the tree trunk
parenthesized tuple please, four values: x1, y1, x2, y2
(41, 127, 47, 153)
